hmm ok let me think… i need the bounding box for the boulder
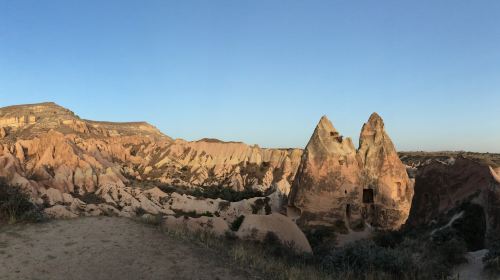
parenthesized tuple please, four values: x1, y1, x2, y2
(236, 213, 312, 253)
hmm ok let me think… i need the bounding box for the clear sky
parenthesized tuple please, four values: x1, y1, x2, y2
(1, 1, 499, 152)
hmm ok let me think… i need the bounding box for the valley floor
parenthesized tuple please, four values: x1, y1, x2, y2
(0, 217, 258, 280)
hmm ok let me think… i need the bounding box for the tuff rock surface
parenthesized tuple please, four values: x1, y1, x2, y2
(0, 102, 302, 197)
(406, 157, 500, 250)
(0, 102, 307, 250)
(288, 113, 413, 230)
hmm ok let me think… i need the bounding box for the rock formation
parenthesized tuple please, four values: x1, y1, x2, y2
(288, 116, 363, 229)
(288, 113, 413, 230)
(236, 213, 313, 253)
(406, 157, 500, 250)
(357, 113, 413, 228)
(0, 102, 302, 198)
(0, 102, 306, 249)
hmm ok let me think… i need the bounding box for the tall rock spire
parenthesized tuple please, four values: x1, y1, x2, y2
(289, 113, 413, 231)
(357, 113, 413, 229)
(288, 116, 362, 229)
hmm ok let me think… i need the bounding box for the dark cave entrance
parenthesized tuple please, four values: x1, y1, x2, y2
(363, 189, 374, 203)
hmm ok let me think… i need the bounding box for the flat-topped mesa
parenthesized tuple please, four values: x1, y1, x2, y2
(289, 113, 413, 231)
(0, 102, 75, 128)
(0, 102, 167, 140)
(83, 120, 166, 139)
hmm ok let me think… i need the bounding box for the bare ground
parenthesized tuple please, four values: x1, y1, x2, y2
(0, 217, 258, 280)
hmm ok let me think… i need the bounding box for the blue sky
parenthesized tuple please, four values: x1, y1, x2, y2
(1, 1, 499, 152)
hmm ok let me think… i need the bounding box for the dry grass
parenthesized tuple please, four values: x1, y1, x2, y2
(159, 225, 333, 280)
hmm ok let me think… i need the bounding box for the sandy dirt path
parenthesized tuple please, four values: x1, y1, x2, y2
(0, 217, 257, 280)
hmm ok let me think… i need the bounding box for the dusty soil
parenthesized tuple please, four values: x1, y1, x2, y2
(0, 217, 257, 280)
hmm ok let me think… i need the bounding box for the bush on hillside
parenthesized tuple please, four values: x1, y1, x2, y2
(191, 186, 267, 202)
(321, 239, 413, 276)
(304, 226, 337, 257)
(230, 215, 245, 231)
(483, 237, 500, 274)
(319, 227, 468, 279)
(0, 179, 44, 224)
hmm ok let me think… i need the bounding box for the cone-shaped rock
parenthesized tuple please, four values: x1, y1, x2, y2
(357, 113, 413, 229)
(289, 113, 413, 231)
(288, 116, 363, 229)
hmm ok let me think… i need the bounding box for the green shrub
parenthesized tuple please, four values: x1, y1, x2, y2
(218, 201, 230, 211)
(251, 197, 271, 214)
(230, 215, 245, 231)
(265, 203, 272, 215)
(484, 238, 500, 274)
(373, 230, 404, 248)
(332, 220, 349, 234)
(134, 207, 146, 216)
(192, 186, 265, 202)
(0, 179, 44, 224)
(432, 229, 468, 265)
(321, 240, 413, 276)
(304, 226, 337, 257)
(201, 211, 213, 217)
(74, 192, 105, 204)
(262, 231, 304, 260)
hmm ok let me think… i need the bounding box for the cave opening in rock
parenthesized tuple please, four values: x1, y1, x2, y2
(363, 189, 374, 203)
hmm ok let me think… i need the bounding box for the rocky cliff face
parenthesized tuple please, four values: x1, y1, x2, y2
(357, 113, 413, 228)
(406, 157, 500, 250)
(0, 102, 302, 199)
(0, 102, 304, 224)
(288, 113, 413, 230)
(288, 116, 363, 229)
(0, 102, 309, 251)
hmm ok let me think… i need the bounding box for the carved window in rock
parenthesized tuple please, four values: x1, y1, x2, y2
(363, 188, 374, 203)
(329, 131, 343, 143)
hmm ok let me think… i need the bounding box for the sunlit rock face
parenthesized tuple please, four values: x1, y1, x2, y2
(288, 113, 413, 231)
(357, 113, 414, 229)
(288, 116, 363, 229)
(0, 102, 310, 248)
(0, 102, 302, 201)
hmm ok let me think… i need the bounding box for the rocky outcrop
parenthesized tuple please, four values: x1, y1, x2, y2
(406, 157, 500, 250)
(147, 139, 302, 191)
(163, 215, 230, 236)
(288, 113, 413, 230)
(0, 102, 308, 249)
(237, 213, 313, 253)
(357, 113, 413, 228)
(288, 116, 362, 228)
(0, 102, 302, 198)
